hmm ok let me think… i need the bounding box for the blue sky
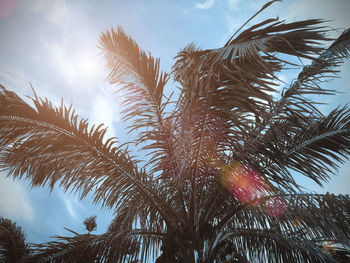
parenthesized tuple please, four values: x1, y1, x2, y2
(0, 0, 349, 244)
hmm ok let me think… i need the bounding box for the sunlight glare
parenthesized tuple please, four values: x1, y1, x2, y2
(47, 40, 103, 87)
(76, 53, 98, 77)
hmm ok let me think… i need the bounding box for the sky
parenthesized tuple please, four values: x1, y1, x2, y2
(0, 0, 349, 245)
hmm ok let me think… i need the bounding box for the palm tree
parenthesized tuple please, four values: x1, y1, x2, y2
(83, 216, 97, 235)
(28, 215, 135, 263)
(0, 0, 350, 261)
(0, 217, 31, 263)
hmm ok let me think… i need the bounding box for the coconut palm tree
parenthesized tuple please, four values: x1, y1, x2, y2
(0, 0, 350, 262)
(83, 216, 97, 235)
(28, 215, 137, 263)
(0, 217, 31, 263)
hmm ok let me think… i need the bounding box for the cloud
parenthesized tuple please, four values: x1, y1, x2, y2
(220, 11, 243, 45)
(41, 36, 105, 89)
(0, 66, 31, 94)
(62, 196, 78, 220)
(89, 92, 120, 139)
(281, 0, 350, 32)
(196, 0, 215, 9)
(24, 0, 69, 25)
(227, 0, 240, 10)
(0, 175, 33, 222)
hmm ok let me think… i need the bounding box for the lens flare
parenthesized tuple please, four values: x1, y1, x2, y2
(221, 162, 288, 218)
(221, 162, 268, 204)
(0, 0, 19, 18)
(264, 196, 287, 218)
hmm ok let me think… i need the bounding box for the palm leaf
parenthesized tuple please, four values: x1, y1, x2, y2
(250, 106, 350, 189)
(29, 227, 165, 263)
(210, 193, 350, 262)
(99, 26, 169, 136)
(0, 217, 31, 263)
(0, 86, 183, 227)
(99, 27, 181, 182)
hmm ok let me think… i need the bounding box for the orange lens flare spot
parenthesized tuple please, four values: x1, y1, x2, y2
(221, 162, 268, 204)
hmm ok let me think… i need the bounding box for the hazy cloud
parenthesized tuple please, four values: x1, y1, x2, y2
(24, 0, 69, 24)
(42, 36, 105, 90)
(196, 0, 215, 9)
(0, 66, 31, 94)
(281, 0, 350, 33)
(0, 175, 33, 221)
(62, 196, 78, 220)
(227, 0, 240, 10)
(90, 93, 120, 139)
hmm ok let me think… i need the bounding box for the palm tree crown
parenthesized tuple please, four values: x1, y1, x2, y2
(0, 1, 350, 262)
(83, 216, 97, 234)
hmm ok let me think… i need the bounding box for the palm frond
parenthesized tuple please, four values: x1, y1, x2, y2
(29, 228, 165, 263)
(171, 16, 339, 193)
(99, 27, 181, 183)
(0, 86, 183, 227)
(99, 27, 169, 133)
(173, 17, 331, 117)
(251, 106, 350, 189)
(0, 217, 31, 263)
(210, 193, 350, 262)
(270, 27, 350, 121)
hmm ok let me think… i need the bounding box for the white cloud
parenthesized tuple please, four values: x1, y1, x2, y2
(220, 11, 243, 45)
(42, 38, 105, 89)
(24, 0, 69, 24)
(0, 175, 33, 222)
(227, 0, 240, 10)
(281, 0, 350, 32)
(62, 196, 78, 220)
(196, 0, 215, 9)
(44, 41, 76, 85)
(90, 93, 120, 139)
(0, 66, 31, 94)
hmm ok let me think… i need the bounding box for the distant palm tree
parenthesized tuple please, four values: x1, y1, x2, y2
(0, 1, 350, 262)
(83, 216, 97, 235)
(29, 215, 119, 263)
(0, 217, 31, 263)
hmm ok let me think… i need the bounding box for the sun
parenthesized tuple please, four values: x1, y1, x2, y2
(49, 41, 104, 86)
(75, 53, 99, 77)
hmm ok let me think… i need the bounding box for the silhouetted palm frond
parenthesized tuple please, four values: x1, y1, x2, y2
(0, 217, 31, 263)
(99, 27, 180, 180)
(29, 228, 163, 263)
(0, 86, 183, 228)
